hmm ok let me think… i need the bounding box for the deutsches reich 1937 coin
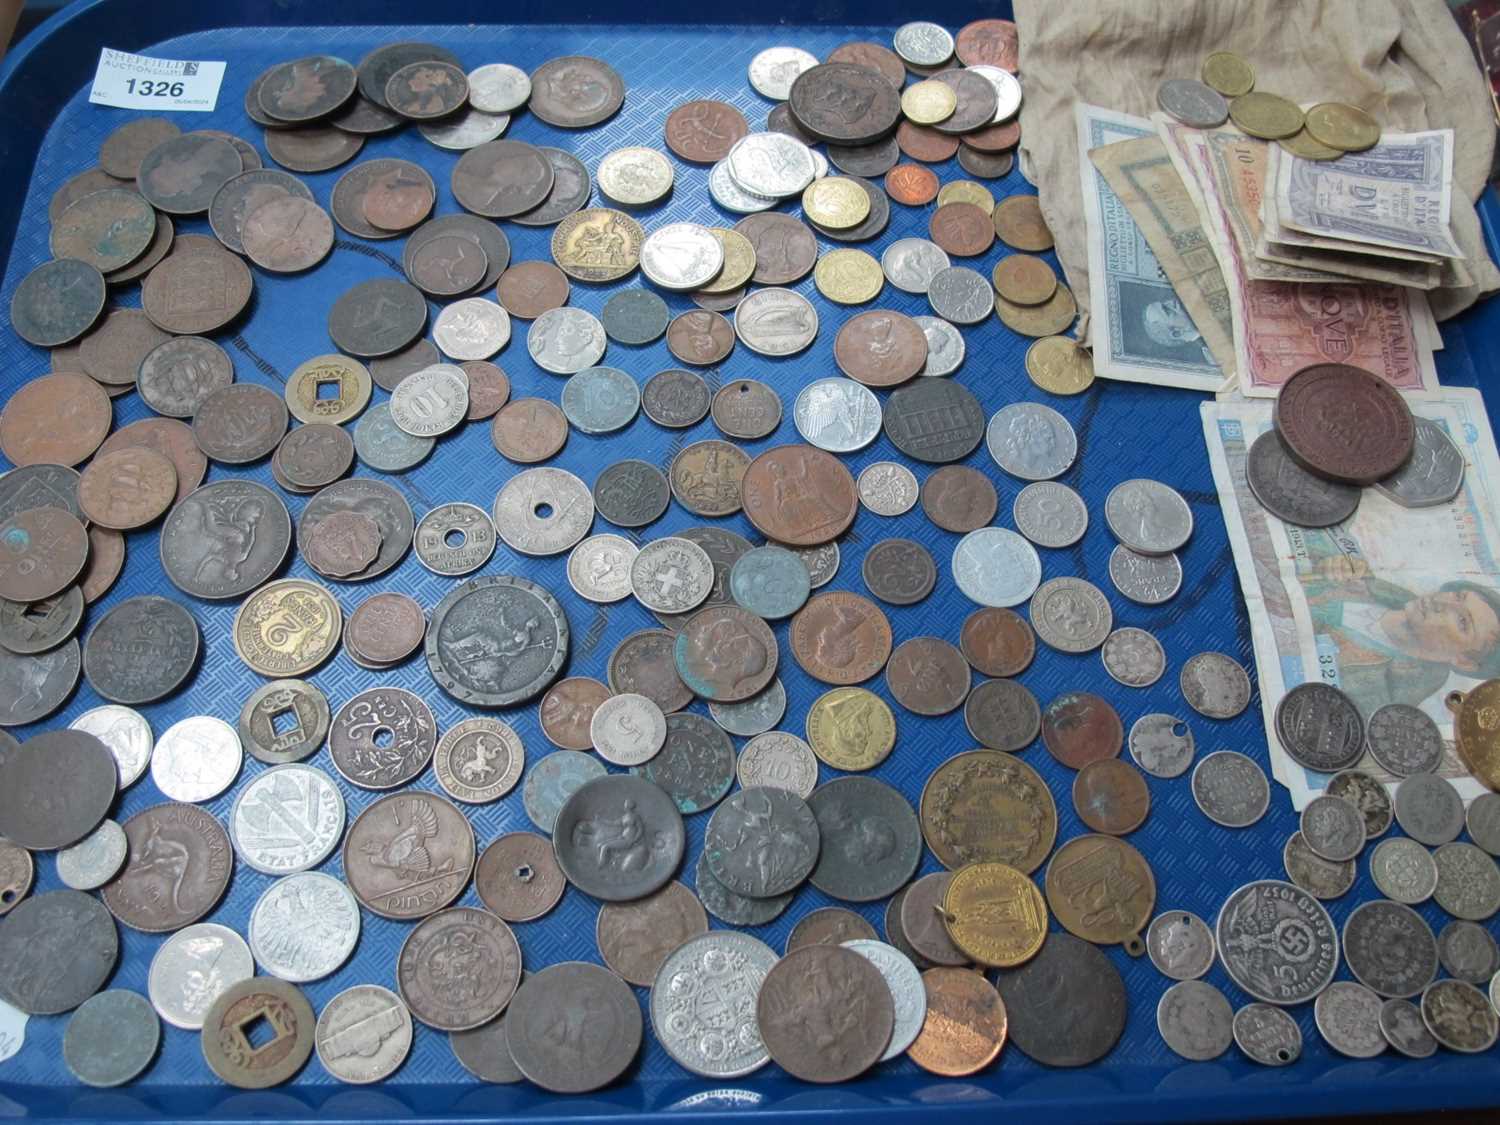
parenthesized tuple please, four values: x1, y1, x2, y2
(200, 977, 315, 1088)
(315, 984, 413, 1084)
(1216, 880, 1338, 1005)
(1233, 1003, 1302, 1066)
(1146, 911, 1214, 980)
(396, 906, 521, 1030)
(1158, 979, 1233, 1061)
(650, 930, 775, 1078)
(249, 871, 360, 983)
(1191, 750, 1269, 828)
(505, 963, 641, 1093)
(1314, 981, 1386, 1058)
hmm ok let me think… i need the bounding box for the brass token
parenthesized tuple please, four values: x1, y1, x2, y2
(919, 750, 1057, 875)
(801, 177, 871, 230)
(1072, 758, 1151, 835)
(1448, 681, 1500, 792)
(284, 353, 373, 426)
(1303, 102, 1381, 153)
(901, 80, 958, 125)
(995, 284, 1077, 337)
(550, 207, 644, 283)
(1044, 834, 1154, 953)
(1228, 91, 1304, 140)
(1279, 129, 1344, 162)
(992, 254, 1057, 307)
(1201, 51, 1254, 98)
(697, 229, 756, 295)
(814, 249, 883, 305)
(935, 181, 994, 213)
(806, 686, 896, 771)
(942, 862, 1047, 968)
(232, 578, 343, 677)
(991, 195, 1053, 252)
(1024, 336, 1094, 395)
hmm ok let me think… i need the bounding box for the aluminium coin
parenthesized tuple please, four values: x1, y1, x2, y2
(249, 872, 361, 983)
(493, 468, 593, 556)
(927, 265, 994, 324)
(69, 704, 153, 787)
(1157, 78, 1230, 127)
(230, 763, 345, 874)
(147, 923, 254, 1030)
(986, 401, 1077, 480)
(952, 527, 1042, 608)
(55, 819, 127, 891)
(151, 716, 241, 803)
(793, 378, 882, 453)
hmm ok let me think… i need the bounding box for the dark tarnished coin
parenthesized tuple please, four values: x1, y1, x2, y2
(643, 369, 711, 427)
(673, 605, 778, 703)
(901, 871, 968, 966)
(258, 55, 358, 122)
(1041, 691, 1123, 769)
(0, 730, 115, 849)
(449, 1005, 524, 1084)
(426, 575, 568, 707)
(298, 477, 413, 581)
(0, 890, 117, 1015)
(99, 116, 181, 179)
(553, 772, 685, 901)
(51, 187, 156, 273)
(1422, 979, 1499, 1053)
(345, 591, 427, 668)
(384, 60, 468, 120)
(1246, 431, 1360, 528)
(366, 338, 440, 395)
(1438, 919, 1499, 983)
(1284, 830, 1357, 900)
(141, 248, 253, 334)
(277, 424, 354, 491)
(83, 595, 198, 705)
(600, 881, 709, 988)
(0, 463, 84, 524)
(960, 607, 1035, 677)
(356, 41, 463, 108)
(1073, 759, 1151, 835)
(808, 776, 921, 901)
(827, 135, 900, 177)
(0, 506, 88, 602)
(191, 384, 288, 465)
(137, 133, 242, 214)
(328, 279, 427, 358)
(1273, 682, 1364, 772)
(330, 93, 405, 134)
(63, 988, 160, 1087)
(696, 850, 792, 926)
(862, 537, 937, 606)
(758, 945, 894, 1083)
(475, 832, 566, 922)
(705, 786, 820, 897)
(884, 379, 985, 463)
(341, 791, 475, 920)
(529, 56, 625, 129)
(201, 977, 315, 1088)
(452, 140, 555, 218)
(102, 803, 232, 932)
(930, 68, 1000, 134)
(47, 166, 122, 222)
(789, 62, 902, 143)
(813, 174, 890, 244)
(593, 460, 671, 529)
(159, 479, 291, 599)
(138, 336, 235, 419)
(787, 907, 878, 952)
(734, 212, 818, 286)
(77, 306, 170, 388)
(506, 963, 640, 1093)
(995, 931, 1127, 1067)
(921, 464, 999, 532)
(238, 679, 330, 765)
(263, 126, 364, 173)
(397, 907, 521, 1031)
(963, 679, 1041, 752)
(1342, 899, 1438, 999)
(328, 687, 436, 789)
(609, 629, 695, 713)
(711, 379, 781, 440)
(0, 640, 81, 727)
(632, 712, 735, 814)
(11, 258, 106, 347)
(1380, 997, 1438, 1059)
(334, 159, 437, 242)
(512, 147, 593, 227)
(1274, 364, 1416, 484)
(77, 446, 177, 530)
(0, 584, 84, 655)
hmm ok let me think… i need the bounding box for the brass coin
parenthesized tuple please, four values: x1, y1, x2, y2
(285, 354, 373, 426)
(996, 284, 1077, 337)
(232, 578, 343, 677)
(942, 862, 1047, 968)
(1201, 51, 1254, 98)
(814, 249, 883, 305)
(991, 195, 1053, 252)
(801, 177, 871, 230)
(1228, 91, 1304, 140)
(1072, 758, 1151, 835)
(550, 208, 644, 283)
(901, 80, 958, 125)
(1024, 336, 1094, 395)
(935, 180, 994, 213)
(806, 686, 895, 770)
(919, 750, 1057, 875)
(697, 229, 756, 295)
(992, 254, 1057, 306)
(1449, 681, 1500, 792)
(1044, 834, 1155, 952)
(1303, 102, 1381, 153)
(1279, 129, 1344, 162)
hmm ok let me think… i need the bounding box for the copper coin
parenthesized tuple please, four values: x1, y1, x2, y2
(596, 880, 708, 986)
(332, 158, 435, 241)
(451, 140, 555, 219)
(539, 676, 611, 750)
(346, 591, 426, 667)
(1072, 758, 1151, 835)
(993, 195, 1054, 251)
(834, 310, 928, 387)
(361, 165, 436, 231)
(956, 18, 1020, 69)
(785, 907, 878, 953)
(80, 526, 125, 604)
(993, 254, 1058, 306)
(192, 384, 288, 464)
(828, 41, 907, 88)
(963, 118, 1021, 154)
(475, 832, 566, 922)
(100, 117, 181, 178)
(711, 379, 782, 440)
(48, 167, 123, 224)
(666, 310, 735, 366)
(490, 398, 567, 462)
(908, 968, 1008, 1076)
(101, 803, 232, 932)
(342, 792, 475, 920)
(959, 607, 1035, 677)
(76, 447, 177, 530)
(384, 60, 469, 120)
(77, 308, 170, 387)
(608, 629, 694, 714)
(276, 424, 354, 491)
(303, 510, 381, 579)
(98, 418, 206, 504)
(901, 872, 969, 966)
(0, 373, 110, 467)
(791, 591, 893, 684)
(141, 249, 253, 334)
(930, 202, 995, 257)
(665, 99, 750, 163)
(461, 361, 510, 420)
(885, 164, 940, 205)
(1041, 691, 1124, 769)
(264, 126, 365, 173)
(241, 197, 334, 272)
(408, 234, 488, 297)
(896, 120, 960, 162)
(105, 211, 174, 285)
(920, 465, 998, 532)
(733, 213, 818, 286)
(757, 945, 894, 1083)
(741, 445, 858, 546)
(51, 188, 157, 273)
(766, 102, 817, 145)
(674, 604, 778, 702)
(1273, 363, 1416, 484)
(670, 440, 750, 517)
(136, 134, 241, 214)
(0, 507, 88, 602)
(496, 261, 570, 319)
(887, 636, 970, 716)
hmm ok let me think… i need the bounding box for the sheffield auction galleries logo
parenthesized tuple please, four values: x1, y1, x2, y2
(100, 48, 194, 75)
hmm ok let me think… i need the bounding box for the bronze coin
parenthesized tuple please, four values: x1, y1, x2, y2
(834, 309, 928, 387)
(885, 163, 940, 205)
(141, 249, 253, 334)
(242, 196, 334, 272)
(47, 168, 124, 223)
(101, 803, 232, 932)
(896, 120, 960, 162)
(992, 195, 1054, 252)
(302, 509, 382, 579)
(766, 101, 817, 145)
(451, 140, 556, 219)
(342, 791, 475, 920)
(475, 831, 567, 922)
(370, 338, 442, 393)
(666, 310, 735, 367)
(908, 968, 1008, 1076)
(901, 872, 969, 966)
(462, 361, 510, 420)
(136, 133, 241, 214)
(929, 69, 1000, 135)
(664, 99, 749, 163)
(956, 17, 1020, 69)
(669, 440, 750, 517)
(790, 591, 893, 684)
(361, 165, 436, 231)
(930, 202, 995, 257)
(0, 373, 111, 467)
(674, 604, 778, 702)
(0, 507, 88, 602)
(595, 880, 708, 986)
(276, 424, 354, 491)
(1273, 363, 1416, 484)
(264, 126, 365, 174)
(959, 607, 1036, 677)
(51, 188, 157, 273)
(711, 379, 782, 440)
(98, 418, 206, 504)
(76, 447, 177, 531)
(490, 398, 567, 463)
(192, 384, 289, 464)
(992, 254, 1058, 306)
(920, 465, 998, 532)
(785, 907, 878, 954)
(733, 213, 818, 286)
(384, 60, 469, 120)
(77, 307, 170, 387)
(1041, 691, 1124, 769)
(80, 526, 126, 604)
(104, 211, 175, 285)
(257, 55, 357, 122)
(741, 445, 858, 546)
(757, 945, 894, 1083)
(539, 676, 611, 750)
(608, 629, 694, 714)
(887, 636, 970, 716)
(827, 41, 907, 88)
(961, 118, 1021, 154)
(1072, 758, 1151, 835)
(409, 234, 489, 296)
(165, 233, 224, 256)
(496, 261, 570, 319)
(332, 158, 435, 240)
(345, 591, 427, 667)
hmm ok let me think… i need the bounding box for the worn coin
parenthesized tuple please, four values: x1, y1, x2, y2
(490, 397, 567, 462)
(553, 772, 685, 901)
(862, 537, 937, 606)
(886, 636, 969, 717)
(633, 711, 735, 814)
(705, 786, 819, 898)
(537, 677, 610, 753)
(394, 906, 521, 1035)
(712, 379, 782, 441)
(54, 818, 126, 892)
(192, 383, 288, 464)
(995, 931, 1126, 1067)
(1315, 980, 1387, 1058)
(472, 832, 565, 923)
(1378, 997, 1438, 1059)
(561, 366, 639, 434)
(958, 607, 1034, 680)
(1216, 880, 1338, 1005)
(924, 264, 993, 325)
(0, 889, 116, 1016)
(11, 258, 106, 348)
(920, 466, 996, 534)
(757, 944, 893, 1083)
(903, 967, 1006, 1076)
(1370, 836, 1439, 905)
(1158, 980, 1233, 1061)
(1072, 758, 1150, 836)
(523, 750, 607, 834)
(0, 506, 88, 604)
(1283, 830, 1357, 900)
(527, 306, 607, 374)
(1147, 911, 1215, 981)
(599, 289, 667, 348)
(789, 590, 892, 686)
(588, 693, 666, 768)
(1439, 919, 1500, 983)
(1246, 431, 1360, 528)
(142, 247, 253, 334)
(1342, 899, 1437, 999)
(1233, 1003, 1302, 1067)
(1394, 771, 1465, 846)
(1365, 702, 1444, 776)
(199, 976, 316, 1088)
(0, 640, 81, 727)
(67, 704, 151, 787)
(1191, 750, 1269, 828)
(729, 545, 810, 620)
(1433, 842, 1500, 920)
(1274, 363, 1415, 484)
(62, 988, 160, 1087)
(567, 534, 638, 603)
(312, 984, 413, 1085)
(1326, 769, 1393, 838)
(1272, 682, 1363, 772)
(1122, 713, 1193, 780)
(1175, 651, 1251, 721)
(1098, 627, 1165, 689)
(1300, 794, 1367, 862)
(1422, 978, 1499, 1052)
(1044, 834, 1153, 951)
(492, 467, 593, 557)
(609, 628, 694, 713)
(103, 803, 232, 932)
(920, 749, 1054, 874)
(1031, 577, 1113, 654)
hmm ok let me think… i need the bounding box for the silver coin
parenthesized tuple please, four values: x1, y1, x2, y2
(952, 527, 1042, 608)
(793, 377, 882, 452)
(56, 819, 127, 890)
(1325, 769, 1393, 839)
(1108, 545, 1182, 605)
(147, 923, 254, 1030)
(893, 21, 954, 65)
(433, 298, 510, 362)
(523, 750, 606, 834)
(927, 265, 993, 325)
(710, 679, 787, 737)
(747, 46, 819, 100)
(467, 63, 531, 113)
(1245, 431, 1360, 528)
(419, 107, 510, 150)
(229, 763, 345, 874)
(880, 238, 950, 294)
(1379, 997, 1438, 1058)
(1128, 713, 1195, 778)
(1364, 702, 1443, 776)
(1342, 899, 1438, 998)
(1370, 837, 1438, 905)
(561, 366, 639, 434)
(590, 692, 667, 767)
(650, 930, 776, 1077)
(967, 64, 1023, 123)
(492, 467, 594, 556)
(69, 705, 152, 788)
(1433, 841, 1500, 920)
(1233, 1003, 1302, 1066)
(986, 402, 1077, 481)
(315, 984, 413, 1084)
(1105, 478, 1192, 555)
(857, 462, 918, 517)
(789, 541, 840, 589)
(1179, 651, 1251, 720)
(1013, 480, 1088, 548)
(1216, 879, 1339, 1006)
(1146, 911, 1215, 981)
(1372, 416, 1465, 508)
(527, 307, 607, 374)
(641, 223, 723, 290)
(353, 402, 434, 472)
(390, 363, 469, 436)
(1315, 981, 1386, 1058)
(1468, 792, 1500, 856)
(150, 716, 242, 803)
(414, 501, 496, 576)
(1274, 682, 1364, 772)
(631, 536, 714, 614)
(567, 533, 638, 603)
(841, 939, 925, 1061)
(725, 132, 816, 197)
(735, 287, 818, 356)
(1030, 576, 1112, 654)
(1299, 794, 1366, 862)
(709, 159, 777, 213)
(1157, 979, 1233, 1061)
(1282, 831, 1356, 900)
(597, 146, 675, 208)
(1191, 750, 1269, 828)
(1438, 919, 1500, 983)
(1422, 978, 1499, 1052)
(913, 315, 964, 376)
(1156, 78, 1230, 128)
(248, 871, 361, 983)
(1394, 772, 1465, 846)
(1101, 627, 1166, 688)
(63, 989, 160, 1087)
(736, 730, 818, 799)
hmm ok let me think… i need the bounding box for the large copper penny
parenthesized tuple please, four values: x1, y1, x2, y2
(241, 197, 334, 273)
(673, 605, 778, 702)
(76, 308, 170, 388)
(956, 17, 1020, 69)
(101, 803, 232, 932)
(834, 310, 928, 387)
(98, 418, 206, 504)
(0, 507, 88, 602)
(361, 163, 436, 231)
(827, 41, 907, 88)
(886, 636, 969, 715)
(920, 465, 998, 532)
(0, 373, 110, 467)
(80, 526, 125, 603)
(77, 447, 177, 530)
(785, 907, 878, 952)
(51, 188, 156, 273)
(1041, 692, 1124, 769)
(451, 140, 556, 219)
(963, 118, 1021, 154)
(385, 60, 469, 120)
(665, 99, 750, 164)
(741, 445, 858, 546)
(733, 213, 818, 286)
(959, 607, 1036, 677)
(791, 591, 892, 684)
(1273, 363, 1416, 484)
(475, 832, 566, 923)
(666, 310, 735, 367)
(920, 749, 1057, 874)
(539, 676, 611, 750)
(142, 249, 253, 334)
(490, 398, 567, 463)
(608, 629, 694, 714)
(99, 116, 181, 179)
(1072, 758, 1151, 835)
(896, 120, 959, 162)
(930, 202, 995, 257)
(907, 968, 1008, 1075)
(669, 439, 750, 517)
(342, 791, 476, 920)
(264, 126, 364, 173)
(496, 261, 570, 320)
(595, 879, 708, 986)
(900, 872, 969, 966)
(1044, 834, 1155, 950)
(756, 945, 894, 1083)
(885, 163, 940, 205)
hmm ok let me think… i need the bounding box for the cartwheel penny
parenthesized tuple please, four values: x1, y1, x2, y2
(0, 373, 111, 467)
(930, 202, 994, 257)
(907, 967, 1007, 1076)
(942, 862, 1047, 968)
(1045, 834, 1155, 953)
(491, 398, 568, 463)
(0, 507, 89, 603)
(233, 579, 342, 677)
(757, 945, 894, 1083)
(1072, 758, 1151, 835)
(77, 447, 177, 530)
(1041, 692, 1124, 769)
(103, 803, 232, 932)
(741, 445, 857, 545)
(959, 607, 1036, 677)
(834, 309, 928, 387)
(475, 832, 564, 922)
(920, 750, 1057, 874)
(673, 605, 778, 703)
(992, 195, 1054, 252)
(886, 636, 970, 715)
(791, 591, 893, 684)
(539, 676, 611, 750)
(921, 465, 998, 533)
(200, 977, 315, 1088)
(807, 686, 896, 770)
(342, 791, 475, 920)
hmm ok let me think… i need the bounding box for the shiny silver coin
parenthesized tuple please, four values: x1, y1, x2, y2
(1342, 899, 1438, 999)
(736, 730, 818, 799)
(150, 716, 242, 803)
(590, 692, 667, 767)
(229, 763, 346, 874)
(1128, 713, 1195, 779)
(390, 363, 469, 436)
(913, 315, 964, 376)
(527, 307, 607, 374)
(1108, 545, 1182, 605)
(56, 819, 128, 890)
(248, 871, 361, 983)
(631, 536, 714, 615)
(641, 223, 723, 290)
(1299, 794, 1366, 862)
(1369, 837, 1438, 905)
(147, 923, 254, 1030)
(1146, 911, 1214, 981)
(1030, 576, 1112, 654)
(710, 679, 787, 737)
(1179, 651, 1251, 720)
(747, 46, 819, 100)
(1191, 750, 1269, 828)
(986, 402, 1077, 480)
(561, 366, 640, 435)
(414, 501, 496, 576)
(1273, 682, 1364, 772)
(315, 984, 413, 1084)
(1104, 478, 1192, 555)
(880, 238, 950, 294)
(433, 298, 510, 362)
(1372, 416, 1465, 508)
(467, 63, 531, 113)
(492, 468, 594, 556)
(1157, 980, 1233, 1061)
(1282, 831, 1356, 900)
(735, 287, 818, 357)
(708, 159, 777, 213)
(1233, 1003, 1302, 1066)
(1393, 772, 1465, 846)
(1013, 480, 1087, 548)
(793, 377, 881, 452)
(1216, 880, 1338, 1006)
(842, 939, 926, 1061)
(419, 107, 511, 150)
(567, 534, 638, 603)
(725, 132, 816, 197)
(893, 21, 954, 65)
(1379, 997, 1438, 1059)
(1100, 627, 1166, 689)
(857, 462, 919, 517)
(68, 705, 152, 788)
(952, 527, 1042, 608)
(926, 265, 993, 325)
(1315, 981, 1386, 1058)
(1156, 78, 1230, 128)
(966, 64, 1023, 122)
(650, 930, 776, 1077)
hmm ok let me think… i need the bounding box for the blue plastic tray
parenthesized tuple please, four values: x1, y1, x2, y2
(3, 2, 1500, 1121)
